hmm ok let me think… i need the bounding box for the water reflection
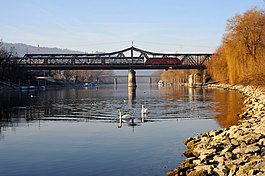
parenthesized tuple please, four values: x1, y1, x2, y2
(207, 88, 243, 128)
(188, 87, 207, 102)
(0, 85, 243, 134)
(117, 103, 147, 129)
(0, 85, 245, 176)
(128, 86, 136, 105)
(118, 86, 152, 129)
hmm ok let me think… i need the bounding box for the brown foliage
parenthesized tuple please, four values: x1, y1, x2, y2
(160, 70, 195, 83)
(207, 8, 265, 85)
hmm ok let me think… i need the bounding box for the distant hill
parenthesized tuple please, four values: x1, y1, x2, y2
(2, 42, 86, 57)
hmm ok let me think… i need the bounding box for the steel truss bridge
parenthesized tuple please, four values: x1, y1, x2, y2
(12, 46, 212, 70)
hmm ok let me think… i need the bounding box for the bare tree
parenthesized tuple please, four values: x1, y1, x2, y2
(0, 40, 17, 80)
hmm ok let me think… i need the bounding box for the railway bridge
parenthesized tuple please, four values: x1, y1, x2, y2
(11, 46, 213, 87)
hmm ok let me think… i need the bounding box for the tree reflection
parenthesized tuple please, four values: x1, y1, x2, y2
(207, 89, 243, 128)
(0, 86, 244, 134)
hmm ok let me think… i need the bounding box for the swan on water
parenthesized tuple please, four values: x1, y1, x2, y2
(141, 105, 148, 114)
(118, 109, 132, 122)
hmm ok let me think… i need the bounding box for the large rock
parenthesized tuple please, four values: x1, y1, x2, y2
(186, 169, 208, 176)
(254, 124, 265, 135)
(213, 165, 229, 176)
(228, 165, 237, 176)
(237, 133, 262, 144)
(232, 146, 260, 154)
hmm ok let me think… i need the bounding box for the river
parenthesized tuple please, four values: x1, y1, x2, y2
(0, 84, 243, 176)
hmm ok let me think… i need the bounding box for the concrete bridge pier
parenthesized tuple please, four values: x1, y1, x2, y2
(188, 69, 206, 87)
(128, 69, 137, 87)
(197, 69, 206, 85)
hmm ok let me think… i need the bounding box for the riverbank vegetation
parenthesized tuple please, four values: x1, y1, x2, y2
(0, 41, 17, 81)
(159, 7, 265, 86)
(161, 70, 191, 84)
(51, 70, 113, 83)
(160, 70, 200, 84)
(0, 41, 114, 86)
(206, 8, 265, 85)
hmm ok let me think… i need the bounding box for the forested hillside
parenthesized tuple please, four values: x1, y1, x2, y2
(2, 42, 86, 57)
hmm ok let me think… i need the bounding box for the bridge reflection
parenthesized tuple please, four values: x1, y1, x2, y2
(0, 85, 243, 136)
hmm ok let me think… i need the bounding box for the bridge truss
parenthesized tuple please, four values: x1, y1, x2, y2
(11, 47, 212, 70)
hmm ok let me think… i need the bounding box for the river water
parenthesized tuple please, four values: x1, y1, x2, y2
(0, 84, 243, 176)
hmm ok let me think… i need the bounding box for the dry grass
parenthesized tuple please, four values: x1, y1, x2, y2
(239, 73, 265, 86)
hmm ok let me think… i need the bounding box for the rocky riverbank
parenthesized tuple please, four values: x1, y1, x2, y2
(167, 84, 265, 176)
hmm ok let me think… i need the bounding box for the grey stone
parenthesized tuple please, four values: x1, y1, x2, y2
(213, 165, 228, 176)
(183, 149, 195, 158)
(184, 137, 194, 145)
(230, 138, 239, 146)
(213, 155, 225, 165)
(193, 165, 213, 175)
(198, 154, 208, 161)
(228, 165, 237, 176)
(220, 145, 234, 155)
(258, 138, 265, 146)
(169, 84, 265, 176)
(254, 124, 265, 135)
(224, 152, 233, 160)
(237, 133, 261, 144)
(232, 146, 260, 154)
(187, 169, 208, 176)
(209, 129, 220, 137)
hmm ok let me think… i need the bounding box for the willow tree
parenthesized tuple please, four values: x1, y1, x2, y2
(226, 8, 265, 61)
(206, 45, 229, 83)
(207, 8, 265, 84)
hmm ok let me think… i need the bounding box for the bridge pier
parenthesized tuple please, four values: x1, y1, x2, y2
(188, 69, 206, 87)
(128, 69, 137, 87)
(198, 69, 206, 85)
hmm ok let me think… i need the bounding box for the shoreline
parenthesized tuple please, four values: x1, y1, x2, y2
(167, 84, 265, 176)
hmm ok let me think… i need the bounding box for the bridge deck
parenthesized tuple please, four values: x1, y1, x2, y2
(18, 64, 206, 70)
(11, 46, 212, 70)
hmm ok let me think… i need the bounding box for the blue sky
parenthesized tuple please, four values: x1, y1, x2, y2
(0, 0, 264, 53)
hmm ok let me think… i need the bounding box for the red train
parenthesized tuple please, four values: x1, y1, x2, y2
(145, 58, 181, 65)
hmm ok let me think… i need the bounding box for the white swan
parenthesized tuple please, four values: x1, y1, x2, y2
(118, 109, 132, 122)
(141, 105, 148, 114)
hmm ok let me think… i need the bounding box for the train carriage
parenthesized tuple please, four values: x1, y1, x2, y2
(145, 58, 181, 65)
